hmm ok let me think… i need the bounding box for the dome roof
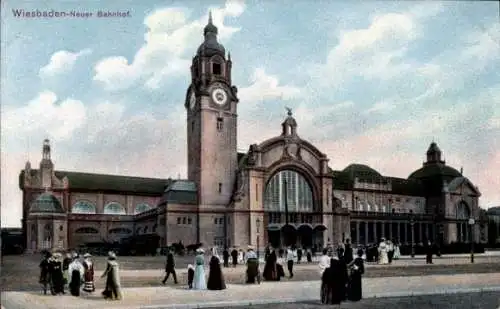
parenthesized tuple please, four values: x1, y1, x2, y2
(29, 193, 64, 214)
(427, 142, 441, 154)
(408, 163, 462, 180)
(197, 12, 225, 58)
(342, 164, 382, 179)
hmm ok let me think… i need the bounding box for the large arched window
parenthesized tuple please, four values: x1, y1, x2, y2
(75, 227, 99, 234)
(264, 170, 314, 212)
(72, 201, 97, 214)
(103, 202, 126, 215)
(456, 202, 470, 220)
(456, 202, 471, 242)
(134, 203, 151, 214)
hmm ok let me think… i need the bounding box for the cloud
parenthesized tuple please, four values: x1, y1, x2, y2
(239, 68, 302, 106)
(93, 0, 246, 91)
(39, 49, 92, 77)
(364, 99, 397, 114)
(2, 91, 86, 142)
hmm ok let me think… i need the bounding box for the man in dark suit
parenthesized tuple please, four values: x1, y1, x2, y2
(162, 250, 178, 284)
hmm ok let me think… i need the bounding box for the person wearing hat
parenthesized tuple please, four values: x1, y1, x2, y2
(68, 253, 85, 297)
(82, 253, 95, 293)
(245, 246, 259, 284)
(192, 248, 206, 290)
(48, 252, 65, 295)
(62, 253, 72, 289)
(101, 251, 122, 300)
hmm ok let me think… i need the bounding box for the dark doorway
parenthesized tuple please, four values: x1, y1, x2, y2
(268, 230, 280, 248)
(298, 225, 313, 248)
(282, 225, 296, 247)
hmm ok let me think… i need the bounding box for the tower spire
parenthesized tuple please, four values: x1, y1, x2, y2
(208, 10, 213, 24)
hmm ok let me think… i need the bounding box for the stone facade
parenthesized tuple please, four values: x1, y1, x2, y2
(18, 16, 489, 253)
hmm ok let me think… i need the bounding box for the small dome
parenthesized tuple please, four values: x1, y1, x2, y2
(29, 193, 64, 214)
(197, 11, 225, 57)
(427, 142, 441, 154)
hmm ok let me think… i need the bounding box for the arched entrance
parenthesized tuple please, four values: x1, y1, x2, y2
(297, 224, 313, 248)
(313, 224, 327, 248)
(264, 169, 324, 248)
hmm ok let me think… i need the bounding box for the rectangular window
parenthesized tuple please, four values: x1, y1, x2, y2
(182, 217, 186, 224)
(217, 117, 223, 131)
(256, 183, 258, 202)
(218, 182, 222, 193)
(214, 218, 218, 225)
(191, 121, 195, 131)
(187, 217, 192, 224)
(212, 63, 222, 75)
(177, 217, 181, 224)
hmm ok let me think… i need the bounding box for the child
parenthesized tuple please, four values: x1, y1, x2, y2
(187, 264, 195, 289)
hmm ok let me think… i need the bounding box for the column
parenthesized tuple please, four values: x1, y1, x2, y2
(389, 221, 393, 240)
(464, 222, 468, 242)
(419, 222, 423, 243)
(365, 223, 369, 245)
(373, 222, 377, 242)
(425, 223, 429, 241)
(356, 221, 360, 244)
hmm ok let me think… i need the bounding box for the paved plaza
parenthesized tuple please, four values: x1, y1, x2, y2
(204, 292, 500, 309)
(2, 273, 500, 309)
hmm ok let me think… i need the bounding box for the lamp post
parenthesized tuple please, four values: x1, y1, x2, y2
(410, 212, 415, 258)
(468, 218, 475, 264)
(256, 217, 261, 261)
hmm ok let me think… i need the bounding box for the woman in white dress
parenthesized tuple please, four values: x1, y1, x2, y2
(378, 238, 389, 265)
(193, 249, 207, 290)
(393, 242, 401, 260)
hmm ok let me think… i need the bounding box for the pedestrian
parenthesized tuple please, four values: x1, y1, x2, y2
(193, 248, 207, 290)
(222, 247, 230, 268)
(347, 249, 365, 302)
(320, 257, 348, 305)
(343, 239, 354, 265)
(82, 253, 95, 293)
(245, 246, 259, 284)
(187, 264, 195, 289)
(230, 248, 238, 267)
(207, 253, 226, 290)
(101, 251, 122, 300)
(48, 252, 65, 295)
(426, 241, 434, 264)
(162, 250, 178, 284)
(68, 253, 84, 297)
(39, 251, 51, 295)
(286, 246, 295, 278)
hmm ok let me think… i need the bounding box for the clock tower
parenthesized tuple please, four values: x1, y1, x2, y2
(185, 12, 238, 245)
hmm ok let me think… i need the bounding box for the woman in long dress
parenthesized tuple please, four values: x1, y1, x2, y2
(393, 242, 401, 260)
(207, 255, 226, 290)
(82, 253, 95, 293)
(193, 249, 207, 290)
(101, 251, 122, 300)
(347, 249, 365, 302)
(68, 254, 85, 297)
(320, 257, 348, 305)
(378, 238, 389, 265)
(262, 250, 278, 281)
(48, 253, 65, 295)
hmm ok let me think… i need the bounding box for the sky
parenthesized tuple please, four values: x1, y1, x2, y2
(1, 0, 499, 227)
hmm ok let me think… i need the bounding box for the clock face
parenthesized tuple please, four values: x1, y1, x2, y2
(189, 91, 196, 110)
(211, 88, 228, 105)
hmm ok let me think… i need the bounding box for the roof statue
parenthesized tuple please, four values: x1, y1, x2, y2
(285, 106, 292, 116)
